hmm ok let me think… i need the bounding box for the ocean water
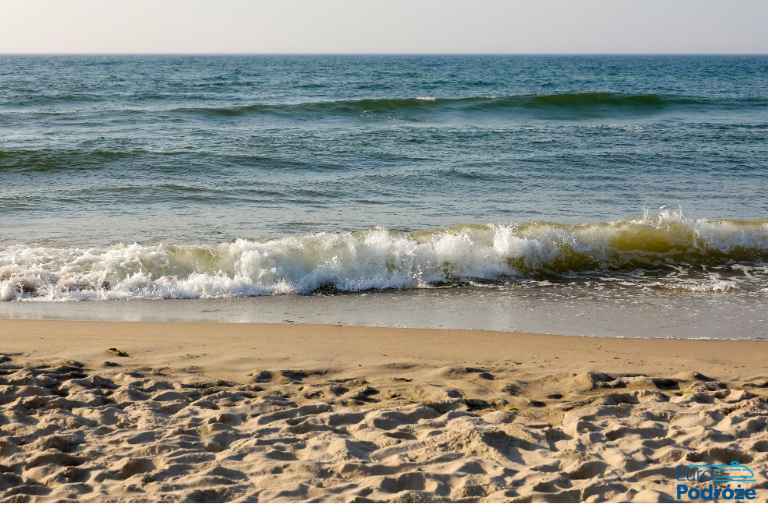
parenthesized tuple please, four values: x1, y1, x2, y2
(1, 55, 767, 337)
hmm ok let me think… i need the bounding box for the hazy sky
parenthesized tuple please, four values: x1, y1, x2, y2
(2, 0, 767, 54)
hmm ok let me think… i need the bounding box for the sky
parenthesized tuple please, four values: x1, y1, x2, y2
(2, 0, 767, 54)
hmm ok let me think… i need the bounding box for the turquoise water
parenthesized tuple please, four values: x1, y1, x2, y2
(1, 55, 767, 316)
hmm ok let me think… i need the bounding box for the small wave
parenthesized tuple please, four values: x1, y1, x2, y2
(0, 148, 147, 173)
(2, 210, 768, 302)
(170, 93, 764, 119)
(0, 93, 105, 108)
(0, 147, 351, 176)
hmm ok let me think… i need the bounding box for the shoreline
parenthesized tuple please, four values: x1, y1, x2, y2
(4, 319, 768, 382)
(2, 319, 767, 502)
(8, 313, 768, 341)
(3, 288, 766, 341)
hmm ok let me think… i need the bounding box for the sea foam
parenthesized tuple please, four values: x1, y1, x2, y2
(1, 211, 767, 301)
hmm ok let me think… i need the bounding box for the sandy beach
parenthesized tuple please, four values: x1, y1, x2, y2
(0, 319, 766, 502)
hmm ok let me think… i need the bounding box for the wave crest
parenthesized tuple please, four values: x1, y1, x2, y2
(2, 211, 768, 301)
(172, 92, 760, 119)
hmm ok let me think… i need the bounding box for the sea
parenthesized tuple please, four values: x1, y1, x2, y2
(1, 55, 767, 338)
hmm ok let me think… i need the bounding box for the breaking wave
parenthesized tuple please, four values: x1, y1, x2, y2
(2, 210, 768, 301)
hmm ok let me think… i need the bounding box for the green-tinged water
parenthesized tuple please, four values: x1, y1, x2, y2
(0, 55, 767, 338)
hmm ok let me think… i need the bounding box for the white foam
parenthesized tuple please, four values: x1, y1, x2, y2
(1, 211, 767, 301)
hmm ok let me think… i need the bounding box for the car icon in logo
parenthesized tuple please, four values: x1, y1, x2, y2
(710, 462, 756, 485)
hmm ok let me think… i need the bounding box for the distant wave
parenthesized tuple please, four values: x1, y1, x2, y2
(171, 93, 767, 119)
(0, 148, 145, 173)
(0, 93, 105, 108)
(0, 148, 342, 174)
(2, 210, 768, 301)
(4, 92, 765, 119)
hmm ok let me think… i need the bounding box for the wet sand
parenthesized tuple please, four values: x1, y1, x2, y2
(1, 320, 767, 502)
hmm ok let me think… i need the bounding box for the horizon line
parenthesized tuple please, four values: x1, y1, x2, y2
(1, 51, 767, 57)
